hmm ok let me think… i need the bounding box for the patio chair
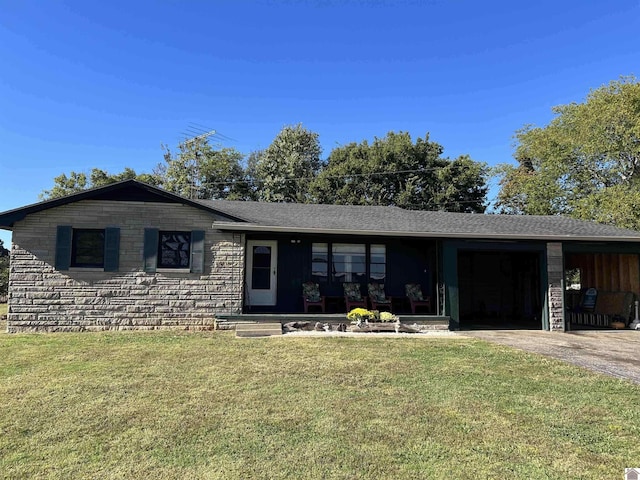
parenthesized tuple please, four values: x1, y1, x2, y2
(343, 283, 367, 311)
(367, 283, 392, 312)
(405, 283, 431, 314)
(302, 281, 325, 313)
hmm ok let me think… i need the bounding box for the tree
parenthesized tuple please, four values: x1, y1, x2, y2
(253, 124, 323, 202)
(310, 131, 487, 212)
(0, 239, 9, 298)
(496, 77, 640, 227)
(40, 171, 89, 199)
(242, 150, 263, 201)
(89, 167, 162, 188)
(159, 138, 251, 200)
(433, 155, 488, 213)
(41, 168, 161, 199)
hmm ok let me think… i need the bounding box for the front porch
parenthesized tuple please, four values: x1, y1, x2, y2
(244, 235, 439, 316)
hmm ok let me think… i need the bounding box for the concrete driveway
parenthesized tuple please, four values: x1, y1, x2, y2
(464, 329, 640, 384)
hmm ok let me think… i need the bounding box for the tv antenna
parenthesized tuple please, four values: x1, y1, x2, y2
(179, 124, 235, 199)
(184, 128, 217, 146)
(181, 123, 235, 147)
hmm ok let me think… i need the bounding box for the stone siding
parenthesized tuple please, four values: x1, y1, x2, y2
(546, 242, 565, 331)
(7, 200, 245, 332)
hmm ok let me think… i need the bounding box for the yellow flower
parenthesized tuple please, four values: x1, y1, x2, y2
(379, 311, 399, 322)
(347, 308, 375, 321)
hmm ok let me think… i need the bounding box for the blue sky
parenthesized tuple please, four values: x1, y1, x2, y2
(1, 0, 639, 246)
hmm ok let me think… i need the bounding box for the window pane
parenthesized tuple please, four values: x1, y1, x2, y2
(370, 244, 386, 281)
(370, 244, 386, 263)
(370, 263, 386, 281)
(312, 262, 328, 274)
(71, 229, 105, 267)
(158, 231, 191, 268)
(333, 244, 366, 255)
(252, 268, 271, 289)
(332, 243, 365, 282)
(252, 246, 272, 268)
(312, 241, 328, 283)
(312, 243, 328, 257)
(252, 245, 272, 289)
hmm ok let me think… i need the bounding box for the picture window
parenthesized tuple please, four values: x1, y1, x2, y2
(311, 242, 386, 284)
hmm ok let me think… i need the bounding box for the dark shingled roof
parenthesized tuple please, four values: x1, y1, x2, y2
(2, 180, 639, 242)
(205, 200, 640, 241)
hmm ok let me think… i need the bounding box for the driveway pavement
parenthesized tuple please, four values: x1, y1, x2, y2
(464, 329, 640, 384)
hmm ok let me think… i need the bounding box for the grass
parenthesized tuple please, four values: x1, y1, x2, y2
(1, 330, 639, 479)
(0, 302, 6, 316)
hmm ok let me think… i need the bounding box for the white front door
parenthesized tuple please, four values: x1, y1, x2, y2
(246, 240, 278, 306)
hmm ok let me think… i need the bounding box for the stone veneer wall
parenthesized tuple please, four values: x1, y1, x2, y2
(7, 200, 245, 332)
(546, 242, 565, 331)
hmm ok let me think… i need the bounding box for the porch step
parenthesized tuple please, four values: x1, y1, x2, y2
(235, 322, 283, 338)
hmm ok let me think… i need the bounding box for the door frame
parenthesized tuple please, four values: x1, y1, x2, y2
(246, 240, 278, 306)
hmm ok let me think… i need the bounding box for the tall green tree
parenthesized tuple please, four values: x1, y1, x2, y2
(40, 168, 161, 199)
(0, 239, 9, 298)
(433, 154, 488, 213)
(253, 124, 323, 202)
(310, 131, 487, 212)
(159, 138, 251, 200)
(496, 76, 640, 227)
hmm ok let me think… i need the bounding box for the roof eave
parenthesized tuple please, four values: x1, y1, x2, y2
(212, 222, 640, 243)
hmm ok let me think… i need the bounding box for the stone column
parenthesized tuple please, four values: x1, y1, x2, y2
(546, 242, 565, 331)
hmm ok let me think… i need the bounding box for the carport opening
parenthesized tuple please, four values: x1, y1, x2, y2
(458, 250, 542, 330)
(564, 252, 640, 330)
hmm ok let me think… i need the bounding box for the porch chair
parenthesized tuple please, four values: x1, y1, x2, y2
(367, 283, 392, 312)
(405, 283, 432, 314)
(343, 283, 367, 312)
(302, 281, 325, 313)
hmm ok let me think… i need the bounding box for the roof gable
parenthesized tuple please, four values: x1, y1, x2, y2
(0, 180, 245, 229)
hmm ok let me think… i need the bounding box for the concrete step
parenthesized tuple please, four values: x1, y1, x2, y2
(235, 322, 283, 338)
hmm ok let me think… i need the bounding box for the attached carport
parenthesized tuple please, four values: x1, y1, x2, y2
(442, 240, 548, 330)
(563, 243, 640, 329)
(457, 249, 543, 329)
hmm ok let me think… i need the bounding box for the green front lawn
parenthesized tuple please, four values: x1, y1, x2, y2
(0, 302, 7, 316)
(1, 331, 639, 479)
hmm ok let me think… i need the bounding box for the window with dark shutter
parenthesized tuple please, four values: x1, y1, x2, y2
(157, 231, 191, 268)
(56, 226, 120, 271)
(144, 229, 205, 272)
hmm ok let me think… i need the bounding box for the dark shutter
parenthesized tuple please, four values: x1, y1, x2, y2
(104, 227, 120, 272)
(143, 228, 159, 272)
(190, 230, 205, 274)
(55, 225, 72, 271)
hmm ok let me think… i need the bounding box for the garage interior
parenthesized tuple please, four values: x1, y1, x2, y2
(457, 250, 543, 329)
